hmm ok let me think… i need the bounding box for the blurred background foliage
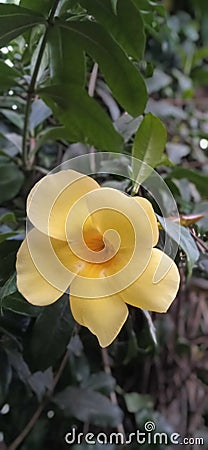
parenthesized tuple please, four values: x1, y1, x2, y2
(0, 0, 208, 449)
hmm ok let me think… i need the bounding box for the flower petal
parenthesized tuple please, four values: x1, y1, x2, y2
(16, 235, 62, 306)
(27, 170, 100, 240)
(70, 294, 128, 347)
(16, 228, 81, 305)
(133, 197, 159, 246)
(67, 187, 154, 297)
(120, 248, 180, 312)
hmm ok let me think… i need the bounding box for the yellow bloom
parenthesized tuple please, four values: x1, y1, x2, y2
(16, 170, 180, 347)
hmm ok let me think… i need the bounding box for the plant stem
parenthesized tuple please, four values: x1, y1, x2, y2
(101, 348, 126, 438)
(22, 0, 60, 168)
(7, 349, 69, 450)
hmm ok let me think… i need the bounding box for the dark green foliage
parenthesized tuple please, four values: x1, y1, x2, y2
(0, 1, 208, 449)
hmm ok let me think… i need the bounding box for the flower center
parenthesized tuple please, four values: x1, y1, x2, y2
(84, 230, 105, 252)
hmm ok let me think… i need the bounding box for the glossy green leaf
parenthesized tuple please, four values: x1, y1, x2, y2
(20, 0, 53, 16)
(1, 292, 41, 317)
(79, 0, 146, 59)
(47, 26, 85, 86)
(0, 157, 24, 203)
(132, 112, 167, 186)
(54, 387, 123, 426)
(39, 84, 123, 152)
(0, 4, 46, 47)
(58, 20, 147, 116)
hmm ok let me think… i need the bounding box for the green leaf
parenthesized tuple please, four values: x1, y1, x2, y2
(1, 292, 41, 317)
(0, 157, 24, 203)
(158, 216, 200, 273)
(0, 273, 16, 302)
(168, 167, 208, 198)
(132, 112, 167, 186)
(0, 212, 17, 225)
(30, 297, 74, 370)
(0, 4, 46, 47)
(34, 126, 68, 152)
(54, 387, 123, 426)
(0, 231, 22, 244)
(79, 0, 146, 59)
(0, 60, 20, 91)
(39, 84, 123, 152)
(20, 0, 54, 16)
(47, 26, 85, 86)
(58, 20, 147, 116)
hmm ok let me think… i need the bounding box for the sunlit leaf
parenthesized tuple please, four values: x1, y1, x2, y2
(132, 112, 167, 187)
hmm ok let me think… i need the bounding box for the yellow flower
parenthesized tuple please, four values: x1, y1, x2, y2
(16, 170, 180, 347)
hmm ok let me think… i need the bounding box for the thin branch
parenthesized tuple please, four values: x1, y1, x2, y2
(7, 349, 69, 450)
(7, 401, 47, 450)
(22, 0, 60, 168)
(190, 229, 208, 252)
(101, 348, 126, 438)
